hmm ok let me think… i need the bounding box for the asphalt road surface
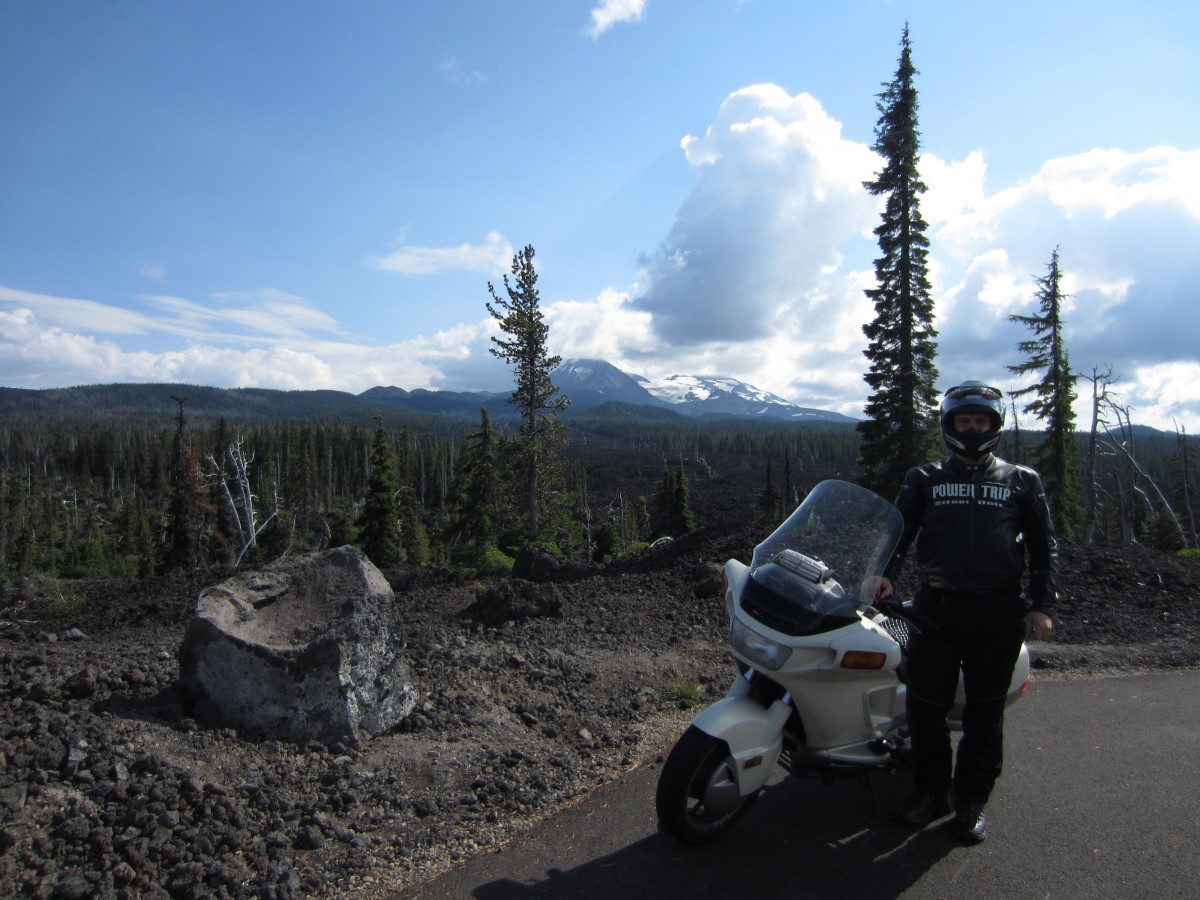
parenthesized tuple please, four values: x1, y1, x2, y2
(397, 671, 1200, 899)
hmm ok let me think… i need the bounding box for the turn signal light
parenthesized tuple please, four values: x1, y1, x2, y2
(840, 651, 888, 670)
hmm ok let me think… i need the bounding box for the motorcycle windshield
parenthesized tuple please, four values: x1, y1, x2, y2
(742, 480, 903, 636)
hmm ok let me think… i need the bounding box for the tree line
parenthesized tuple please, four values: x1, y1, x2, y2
(0, 388, 867, 583)
(0, 381, 1190, 589)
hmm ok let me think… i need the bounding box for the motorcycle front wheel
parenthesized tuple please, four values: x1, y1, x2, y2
(655, 725, 759, 844)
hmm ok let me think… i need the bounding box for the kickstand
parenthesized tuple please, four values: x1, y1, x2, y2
(859, 770, 884, 818)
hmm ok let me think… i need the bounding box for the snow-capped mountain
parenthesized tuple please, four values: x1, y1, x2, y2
(548, 359, 671, 409)
(551, 359, 855, 422)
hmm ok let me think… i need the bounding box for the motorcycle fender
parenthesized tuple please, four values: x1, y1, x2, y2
(690, 695, 789, 795)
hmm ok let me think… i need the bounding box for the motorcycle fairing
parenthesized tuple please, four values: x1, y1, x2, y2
(689, 676, 791, 796)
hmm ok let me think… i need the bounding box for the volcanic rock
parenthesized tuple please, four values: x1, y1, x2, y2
(177, 546, 416, 746)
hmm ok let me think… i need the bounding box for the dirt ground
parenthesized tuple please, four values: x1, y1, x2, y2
(2, 516, 1199, 898)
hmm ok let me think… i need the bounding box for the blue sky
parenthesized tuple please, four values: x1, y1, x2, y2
(1, 0, 1198, 430)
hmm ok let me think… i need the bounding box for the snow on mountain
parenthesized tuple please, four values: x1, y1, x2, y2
(643, 374, 798, 409)
(551, 359, 856, 422)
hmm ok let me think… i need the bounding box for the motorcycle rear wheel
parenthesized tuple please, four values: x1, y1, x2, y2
(655, 725, 759, 844)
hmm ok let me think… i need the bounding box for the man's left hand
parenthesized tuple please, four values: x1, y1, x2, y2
(1026, 610, 1053, 641)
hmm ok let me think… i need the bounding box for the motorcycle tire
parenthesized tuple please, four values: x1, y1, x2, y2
(655, 725, 759, 844)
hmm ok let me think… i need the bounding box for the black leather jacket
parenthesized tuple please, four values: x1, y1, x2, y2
(884, 454, 1059, 617)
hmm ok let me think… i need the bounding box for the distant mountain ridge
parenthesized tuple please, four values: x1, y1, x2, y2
(0, 359, 857, 424)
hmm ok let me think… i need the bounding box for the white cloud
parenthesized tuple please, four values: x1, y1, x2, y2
(371, 231, 514, 276)
(544, 287, 656, 362)
(631, 85, 878, 346)
(1033, 146, 1200, 221)
(1118, 361, 1200, 433)
(0, 285, 158, 335)
(0, 299, 501, 395)
(585, 0, 646, 39)
(927, 145, 1200, 402)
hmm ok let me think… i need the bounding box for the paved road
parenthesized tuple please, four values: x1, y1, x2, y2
(397, 672, 1200, 899)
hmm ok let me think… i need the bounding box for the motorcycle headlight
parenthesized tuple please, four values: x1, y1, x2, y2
(730, 617, 790, 671)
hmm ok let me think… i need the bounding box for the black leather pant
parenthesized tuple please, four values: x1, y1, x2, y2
(905, 592, 1025, 804)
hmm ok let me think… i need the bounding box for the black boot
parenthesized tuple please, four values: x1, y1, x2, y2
(950, 801, 988, 843)
(895, 788, 954, 827)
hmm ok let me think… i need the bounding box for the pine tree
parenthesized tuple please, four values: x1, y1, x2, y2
(673, 456, 696, 534)
(359, 420, 400, 568)
(162, 396, 210, 571)
(652, 457, 695, 536)
(1008, 247, 1083, 538)
(857, 24, 940, 496)
(448, 408, 508, 550)
(758, 455, 779, 524)
(486, 244, 570, 537)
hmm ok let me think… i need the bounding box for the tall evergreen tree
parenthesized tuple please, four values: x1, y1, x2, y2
(486, 244, 570, 537)
(652, 457, 695, 536)
(162, 396, 209, 571)
(857, 24, 940, 495)
(758, 455, 779, 524)
(1008, 247, 1083, 537)
(359, 420, 400, 567)
(448, 408, 508, 550)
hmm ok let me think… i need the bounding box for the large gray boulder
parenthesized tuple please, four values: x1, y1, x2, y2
(178, 546, 416, 747)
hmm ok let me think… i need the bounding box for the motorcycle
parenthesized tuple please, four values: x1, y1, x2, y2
(655, 479, 1031, 844)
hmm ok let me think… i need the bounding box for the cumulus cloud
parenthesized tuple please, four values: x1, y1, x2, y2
(585, 0, 646, 38)
(630, 85, 878, 347)
(927, 145, 1200, 419)
(544, 288, 656, 362)
(371, 231, 514, 276)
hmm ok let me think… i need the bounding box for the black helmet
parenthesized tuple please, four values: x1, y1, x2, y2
(940, 381, 1005, 459)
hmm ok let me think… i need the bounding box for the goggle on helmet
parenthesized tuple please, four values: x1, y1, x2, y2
(940, 382, 1005, 459)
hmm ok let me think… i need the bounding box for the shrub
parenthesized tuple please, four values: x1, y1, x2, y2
(665, 670, 702, 706)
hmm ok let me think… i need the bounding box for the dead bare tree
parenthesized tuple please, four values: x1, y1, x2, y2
(1174, 419, 1197, 548)
(1007, 392, 1023, 464)
(204, 434, 282, 568)
(1100, 399, 1187, 548)
(1083, 366, 1117, 545)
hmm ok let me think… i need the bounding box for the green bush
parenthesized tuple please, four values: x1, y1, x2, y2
(479, 546, 515, 576)
(617, 541, 651, 559)
(449, 544, 514, 578)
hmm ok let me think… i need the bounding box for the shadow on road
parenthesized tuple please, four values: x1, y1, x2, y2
(462, 771, 957, 899)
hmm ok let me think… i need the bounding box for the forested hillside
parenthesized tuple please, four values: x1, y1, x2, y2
(0, 384, 1194, 587)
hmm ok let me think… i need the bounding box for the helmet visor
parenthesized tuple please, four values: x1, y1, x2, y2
(945, 384, 1003, 402)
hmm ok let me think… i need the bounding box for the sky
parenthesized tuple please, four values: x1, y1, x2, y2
(1, 0, 1198, 431)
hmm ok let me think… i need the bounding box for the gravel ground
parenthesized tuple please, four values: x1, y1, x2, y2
(2, 527, 1198, 899)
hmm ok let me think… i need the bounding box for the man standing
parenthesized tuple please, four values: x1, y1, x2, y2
(875, 381, 1058, 843)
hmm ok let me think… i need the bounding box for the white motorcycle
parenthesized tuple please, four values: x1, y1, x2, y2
(655, 479, 1031, 844)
